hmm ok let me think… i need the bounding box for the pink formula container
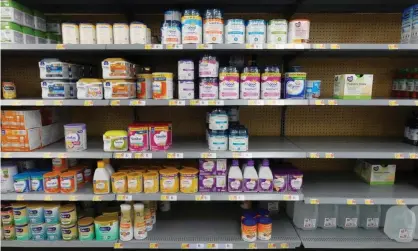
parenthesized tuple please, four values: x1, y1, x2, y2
(128, 123, 149, 151)
(149, 122, 172, 151)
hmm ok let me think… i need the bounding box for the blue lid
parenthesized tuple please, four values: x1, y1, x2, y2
(257, 208, 269, 217)
(258, 216, 272, 224)
(242, 210, 257, 219)
(30, 171, 47, 178)
(242, 217, 257, 226)
(13, 173, 30, 180)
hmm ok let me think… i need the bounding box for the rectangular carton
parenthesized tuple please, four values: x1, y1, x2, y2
(215, 175, 227, 192)
(0, 0, 24, 25)
(411, 4, 418, 44)
(41, 122, 63, 146)
(401, 5, 414, 44)
(1, 127, 42, 151)
(149, 122, 172, 151)
(22, 26, 35, 44)
(355, 159, 396, 185)
(199, 159, 227, 175)
(1, 110, 42, 129)
(33, 10, 46, 32)
(1, 21, 23, 43)
(199, 174, 215, 192)
(333, 74, 373, 100)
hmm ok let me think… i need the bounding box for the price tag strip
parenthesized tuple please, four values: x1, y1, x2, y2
(161, 195, 177, 201)
(232, 152, 252, 158)
(129, 100, 146, 106)
(201, 153, 217, 158)
(228, 195, 245, 201)
(116, 194, 132, 201)
(195, 195, 211, 201)
(134, 153, 153, 159)
(169, 100, 186, 106)
(114, 152, 133, 159)
(167, 153, 184, 159)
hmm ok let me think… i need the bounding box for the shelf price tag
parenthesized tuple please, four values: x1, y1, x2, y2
(396, 199, 406, 205)
(69, 195, 77, 201)
(394, 153, 405, 159)
(309, 152, 320, 158)
(314, 100, 325, 105)
(248, 100, 264, 105)
(114, 243, 123, 249)
(166, 44, 183, 49)
(267, 243, 277, 249)
(219, 244, 233, 249)
(388, 100, 399, 106)
(325, 153, 334, 159)
(2, 153, 12, 158)
(169, 100, 186, 106)
(84, 100, 93, 106)
(415, 101, 418, 106)
(35, 100, 45, 106)
(56, 44, 65, 50)
(43, 152, 52, 158)
(195, 195, 211, 201)
(57, 153, 67, 158)
(117, 195, 132, 201)
(129, 100, 146, 106)
(294, 44, 305, 49)
(134, 153, 152, 159)
(181, 243, 190, 249)
(11, 101, 21, 106)
(248, 243, 257, 249)
(16, 195, 24, 201)
(409, 153, 418, 159)
(228, 195, 245, 201)
(246, 44, 263, 49)
(330, 44, 340, 49)
(347, 199, 356, 205)
(110, 100, 120, 106)
(167, 152, 183, 159)
(232, 152, 252, 158)
(327, 100, 337, 105)
(364, 199, 374, 205)
(161, 195, 177, 201)
(53, 100, 64, 106)
(44, 195, 53, 201)
(190, 100, 209, 106)
(207, 243, 218, 249)
(200, 153, 216, 158)
(197, 44, 213, 49)
(310, 199, 319, 205)
(283, 194, 299, 201)
(388, 44, 399, 50)
(265, 100, 284, 105)
(114, 152, 132, 159)
(280, 243, 289, 249)
(145, 44, 163, 50)
(149, 243, 159, 249)
(312, 44, 326, 49)
(93, 195, 103, 201)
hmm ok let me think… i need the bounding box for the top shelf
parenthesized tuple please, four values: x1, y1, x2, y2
(2, 44, 418, 57)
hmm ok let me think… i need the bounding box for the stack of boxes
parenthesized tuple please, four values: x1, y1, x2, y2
(1, 108, 63, 151)
(198, 159, 227, 192)
(0, 0, 61, 44)
(401, 4, 418, 44)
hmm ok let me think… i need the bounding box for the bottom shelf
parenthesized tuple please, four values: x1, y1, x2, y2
(296, 227, 418, 249)
(1, 240, 115, 247)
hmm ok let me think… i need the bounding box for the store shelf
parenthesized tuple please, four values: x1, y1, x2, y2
(302, 174, 418, 205)
(1, 99, 110, 106)
(1, 186, 115, 201)
(115, 191, 302, 202)
(296, 228, 418, 249)
(309, 99, 418, 106)
(1, 240, 116, 248)
(288, 137, 418, 159)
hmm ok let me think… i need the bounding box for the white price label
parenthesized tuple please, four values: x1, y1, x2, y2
(345, 218, 358, 228)
(303, 218, 317, 229)
(218, 244, 233, 249)
(399, 228, 413, 240)
(323, 218, 336, 228)
(366, 218, 379, 228)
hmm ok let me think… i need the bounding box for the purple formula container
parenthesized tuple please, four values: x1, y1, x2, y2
(228, 159, 243, 192)
(242, 160, 258, 193)
(273, 168, 288, 192)
(288, 169, 303, 192)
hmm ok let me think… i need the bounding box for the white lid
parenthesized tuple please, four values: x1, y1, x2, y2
(134, 203, 144, 210)
(120, 204, 132, 211)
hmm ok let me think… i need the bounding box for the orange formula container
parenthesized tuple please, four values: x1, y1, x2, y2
(43, 172, 60, 193)
(152, 73, 173, 99)
(60, 171, 77, 193)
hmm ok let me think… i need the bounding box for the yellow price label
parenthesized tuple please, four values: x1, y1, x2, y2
(114, 153, 123, 159)
(330, 44, 340, 49)
(166, 44, 183, 49)
(11, 101, 22, 106)
(248, 100, 264, 105)
(396, 199, 405, 205)
(248, 243, 257, 249)
(388, 100, 399, 106)
(228, 195, 245, 201)
(313, 44, 326, 49)
(347, 199, 356, 205)
(415, 101, 418, 106)
(394, 153, 405, 159)
(167, 153, 183, 159)
(56, 44, 65, 50)
(43, 152, 52, 158)
(280, 243, 289, 249)
(309, 153, 320, 158)
(267, 243, 276, 249)
(84, 100, 93, 106)
(197, 44, 213, 49)
(35, 100, 45, 106)
(232, 152, 252, 158)
(327, 100, 337, 105)
(207, 100, 216, 106)
(44, 195, 53, 201)
(365, 199, 374, 205)
(69, 195, 77, 201)
(149, 243, 159, 249)
(266, 100, 283, 105)
(129, 100, 146, 106)
(93, 195, 102, 201)
(325, 153, 334, 159)
(195, 195, 211, 201)
(200, 153, 216, 158)
(388, 44, 399, 50)
(189, 100, 199, 106)
(16, 195, 24, 201)
(117, 195, 132, 201)
(53, 100, 64, 106)
(409, 153, 418, 159)
(181, 243, 190, 249)
(145, 44, 153, 49)
(207, 243, 218, 249)
(2, 153, 12, 158)
(114, 243, 123, 249)
(310, 199, 319, 204)
(314, 100, 325, 105)
(134, 153, 152, 159)
(110, 100, 120, 106)
(169, 100, 185, 106)
(58, 153, 67, 158)
(161, 195, 177, 201)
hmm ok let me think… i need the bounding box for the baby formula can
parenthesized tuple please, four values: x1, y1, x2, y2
(181, 9, 202, 44)
(225, 19, 245, 44)
(62, 23, 79, 44)
(203, 9, 224, 44)
(288, 19, 310, 43)
(15, 224, 31, 240)
(240, 66, 261, 99)
(267, 19, 287, 44)
(246, 19, 266, 44)
(161, 20, 181, 44)
(64, 123, 87, 152)
(199, 55, 218, 77)
(60, 171, 77, 193)
(43, 172, 60, 194)
(2, 81, 16, 99)
(31, 223, 46, 240)
(46, 223, 61, 240)
(127, 172, 143, 193)
(130, 22, 147, 44)
(165, 10, 181, 22)
(79, 23, 96, 44)
(111, 172, 127, 194)
(306, 80, 321, 99)
(31, 172, 45, 192)
(257, 216, 272, 240)
(199, 78, 219, 99)
(284, 66, 307, 99)
(152, 72, 174, 99)
(178, 60, 195, 80)
(2, 205, 14, 225)
(78, 217, 95, 241)
(28, 203, 44, 224)
(13, 173, 30, 193)
(219, 66, 239, 100)
(136, 73, 153, 99)
(96, 23, 113, 44)
(59, 204, 77, 225)
(62, 224, 78, 241)
(3, 224, 16, 240)
(44, 203, 60, 224)
(113, 23, 130, 44)
(178, 80, 195, 99)
(261, 66, 281, 99)
(241, 217, 257, 242)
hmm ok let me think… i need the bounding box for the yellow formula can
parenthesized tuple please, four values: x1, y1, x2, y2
(179, 168, 199, 193)
(159, 168, 179, 193)
(127, 171, 143, 193)
(62, 223, 78, 241)
(2, 82, 16, 99)
(152, 72, 174, 99)
(143, 171, 159, 193)
(59, 204, 77, 225)
(111, 172, 127, 194)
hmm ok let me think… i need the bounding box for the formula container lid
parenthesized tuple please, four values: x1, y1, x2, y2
(64, 123, 86, 129)
(1, 161, 17, 168)
(103, 130, 128, 137)
(226, 19, 244, 24)
(95, 215, 117, 224)
(179, 168, 198, 175)
(257, 208, 270, 217)
(111, 172, 127, 179)
(30, 171, 47, 179)
(242, 217, 257, 226)
(59, 203, 76, 213)
(13, 173, 30, 180)
(77, 78, 103, 83)
(159, 168, 179, 175)
(242, 210, 257, 219)
(78, 217, 94, 226)
(183, 9, 200, 16)
(11, 202, 27, 208)
(258, 216, 272, 224)
(133, 203, 144, 211)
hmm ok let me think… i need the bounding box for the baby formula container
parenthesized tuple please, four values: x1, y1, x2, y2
(4, 224, 16, 240)
(104, 80, 136, 99)
(384, 206, 416, 242)
(179, 168, 198, 193)
(208, 130, 228, 151)
(152, 72, 174, 99)
(285, 66, 306, 99)
(39, 58, 82, 80)
(119, 204, 133, 241)
(15, 224, 31, 240)
(128, 123, 149, 152)
(242, 217, 257, 242)
(149, 122, 172, 151)
(64, 123, 87, 152)
(96, 23, 113, 44)
(70, 166, 85, 189)
(111, 172, 127, 194)
(93, 161, 111, 194)
(12, 203, 28, 225)
(2, 204, 14, 225)
(241, 66, 261, 99)
(165, 10, 182, 22)
(288, 19, 310, 43)
(136, 73, 152, 99)
(113, 23, 129, 44)
(30, 172, 45, 192)
(219, 66, 239, 100)
(337, 205, 360, 229)
(200, 78, 219, 99)
(225, 19, 245, 44)
(130, 22, 147, 44)
(46, 223, 61, 240)
(178, 59, 195, 80)
(199, 55, 218, 77)
(246, 19, 266, 44)
(229, 126, 249, 152)
(103, 130, 128, 152)
(60, 171, 77, 193)
(258, 216, 272, 240)
(261, 66, 281, 99)
(293, 201, 318, 230)
(43, 172, 60, 194)
(178, 80, 195, 99)
(78, 217, 95, 241)
(359, 205, 381, 229)
(13, 173, 30, 193)
(30, 223, 46, 240)
(144, 202, 153, 230)
(203, 9, 224, 44)
(127, 171, 143, 193)
(242, 160, 258, 193)
(2, 81, 16, 99)
(306, 80, 321, 99)
(41, 80, 75, 99)
(159, 168, 179, 194)
(44, 203, 60, 224)
(181, 9, 202, 44)
(161, 20, 181, 44)
(94, 215, 119, 241)
(143, 171, 159, 193)
(62, 23, 79, 44)
(79, 23, 96, 44)
(258, 159, 273, 192)
(28, 203, 44, 224)
(1, 162, 17, 192)
(59, 204, 77, 225)
(318, 204, 338, 229)
(62, 223, 78, 241)
(267, 19, 287, 44)
(76, 78, 103, 99)
(209, 109, 228, 130)
(133, 203, 147, 240)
